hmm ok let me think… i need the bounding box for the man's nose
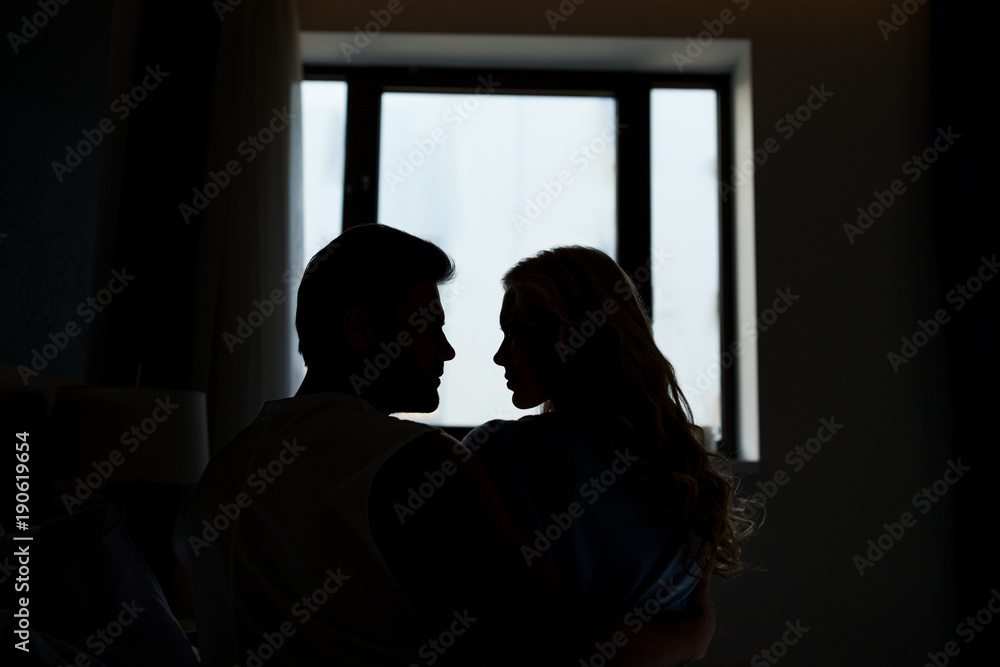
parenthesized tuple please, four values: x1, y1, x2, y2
(440, 333, 456, 362)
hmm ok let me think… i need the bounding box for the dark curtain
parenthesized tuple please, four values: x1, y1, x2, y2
(92, 2, 221, 391)
(931, 2, 998, 662)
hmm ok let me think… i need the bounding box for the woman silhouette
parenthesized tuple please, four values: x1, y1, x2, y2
(464, 246, 753, 624)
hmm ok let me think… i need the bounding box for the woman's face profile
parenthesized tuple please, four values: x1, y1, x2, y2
(494, 289, 554, 410)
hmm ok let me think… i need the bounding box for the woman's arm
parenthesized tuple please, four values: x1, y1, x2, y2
(612, 577, 717, 666)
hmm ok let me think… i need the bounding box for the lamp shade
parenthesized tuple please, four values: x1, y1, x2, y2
(52, 387, 210, 485)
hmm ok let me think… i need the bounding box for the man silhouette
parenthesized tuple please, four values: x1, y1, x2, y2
(183, 224, 714, 666)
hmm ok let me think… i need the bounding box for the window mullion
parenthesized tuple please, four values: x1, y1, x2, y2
(616, 81, 653, 317)
(342, 77, 382, 229)
(716, 82, 738, 457)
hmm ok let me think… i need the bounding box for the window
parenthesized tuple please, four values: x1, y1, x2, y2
(299, 34, 757, 462)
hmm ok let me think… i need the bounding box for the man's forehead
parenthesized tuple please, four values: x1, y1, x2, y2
(393, 279, 442, 318)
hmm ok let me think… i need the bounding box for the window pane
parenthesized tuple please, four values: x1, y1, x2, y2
(298, 80, 348, 390)
(651, 89, 721, 443)
(378, 92, 617, 426)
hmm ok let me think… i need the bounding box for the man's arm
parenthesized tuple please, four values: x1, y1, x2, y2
(370, 431, 593, 665)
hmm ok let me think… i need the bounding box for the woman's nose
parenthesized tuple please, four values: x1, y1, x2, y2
(493, 340, 506, 367)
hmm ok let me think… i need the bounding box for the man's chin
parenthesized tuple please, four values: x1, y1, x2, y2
(394, 389, 440, 415)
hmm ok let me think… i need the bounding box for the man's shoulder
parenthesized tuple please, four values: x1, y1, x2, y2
(206, 392, 436, 476)
(249, 392, 434, 446)
(376, 429, 463, 479)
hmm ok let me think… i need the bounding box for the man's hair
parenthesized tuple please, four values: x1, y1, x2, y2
(295, 224, 455, 368)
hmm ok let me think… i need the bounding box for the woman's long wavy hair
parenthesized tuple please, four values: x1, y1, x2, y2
(502, 246, 756, 578)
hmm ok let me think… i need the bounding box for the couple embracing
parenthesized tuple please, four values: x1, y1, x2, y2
(183, 224, 754, 667)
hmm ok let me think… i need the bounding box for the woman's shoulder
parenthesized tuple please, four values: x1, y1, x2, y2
(462, 412, 586, 447)
(462, 413, 609, 477)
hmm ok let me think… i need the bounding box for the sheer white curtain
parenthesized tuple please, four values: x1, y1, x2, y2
(192, 0, 303, 451)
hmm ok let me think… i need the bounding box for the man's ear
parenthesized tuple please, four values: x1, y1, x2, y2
(343, 307, 377, 350)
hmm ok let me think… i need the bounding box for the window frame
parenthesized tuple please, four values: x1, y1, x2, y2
(302, 63, 741, 460)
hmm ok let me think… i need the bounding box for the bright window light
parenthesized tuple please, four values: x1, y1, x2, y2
(651, 88, 721, 442)
(378, 91, 617, 426)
